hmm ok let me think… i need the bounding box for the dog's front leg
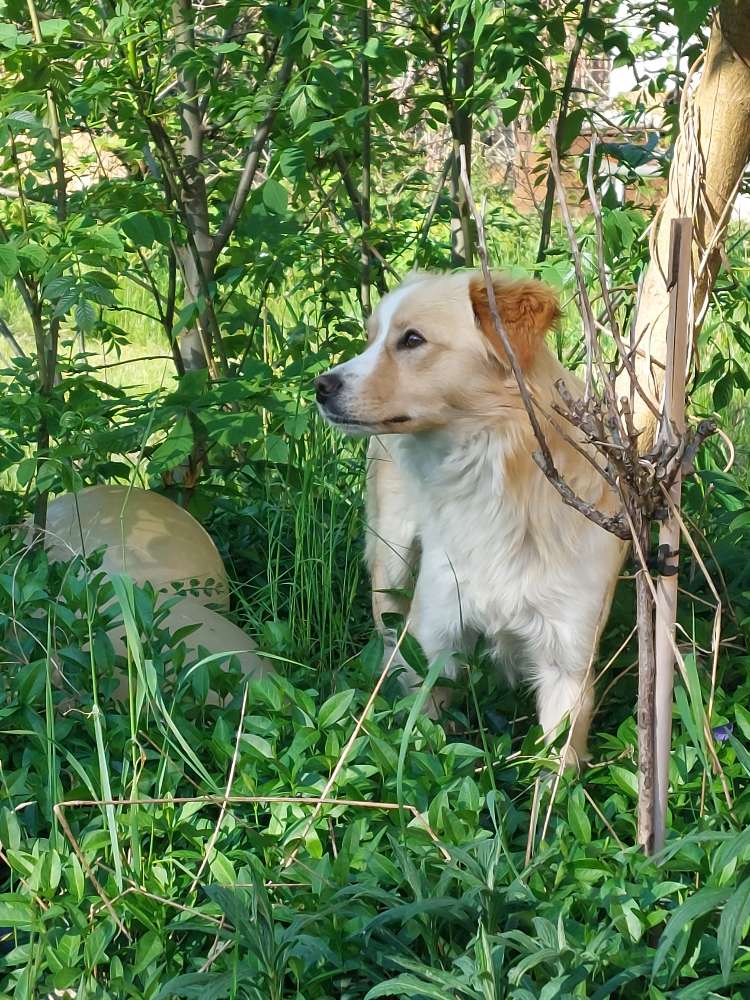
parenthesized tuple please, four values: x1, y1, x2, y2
(398, 554, 467, 719)
(534, 664, 594, 769)
(365, 438, 419, 628)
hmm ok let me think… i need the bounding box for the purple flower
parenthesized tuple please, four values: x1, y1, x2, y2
(712, 723, 734, 743)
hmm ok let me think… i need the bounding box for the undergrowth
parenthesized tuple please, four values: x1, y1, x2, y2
(1, 411, 750, 998)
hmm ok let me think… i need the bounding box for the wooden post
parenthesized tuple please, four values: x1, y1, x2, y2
(638, 217, 693, 854)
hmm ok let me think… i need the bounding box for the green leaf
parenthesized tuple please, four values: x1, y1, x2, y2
(713, 372, 735, 411)
(44, 275, 75, 300)
(289, 89, 308, 127)
(0, 895, 34, 928)
(149, 413, 194, 472)
(548, 16, 566, 46)
(728, 734, 750, 778)
(17, 242, 47, 270)
(208, 849, 235, 885)
(731, 323, 750, 355)
(365, 976, 461, 1000)
(5, 109, 42, 133)
(279, 145, 307, 180)
(39, 18, 69, 39)
(122, 211, 155, 247)
(601, 134, 659, 168)
(672, 0, 712, 38)
(396, 651, 453, 834)
(652, 886, 731, 977)
(610, 765, 638, 799)
(729, 511, 750, 532)
(718, 875, 750, 983)
(121, 212, 170, 247)
(318, 689, 355, 728)
(735, 703, 750, 741)
(75, 298, 97, 333)
(65, 853, 85, 903)
(156, 972, 241, 1000)
(673, 972, 750, 998)
(150, 214, 171, 244)
(559, 108, 587, 153)
(38, 848, 61, 894)
(15, 457, 36, 487)
(261, 177, 288, 215)
(591, 963, 650, 1000)
(172, 300, 202, 337)
(264, 433, 288, 463)
(0, 242, 19, 277)
(133, 929, 164, 975)
(0, 22, 22, 48)
(241, 733, 274, 759)
(567, 785, 591, 843)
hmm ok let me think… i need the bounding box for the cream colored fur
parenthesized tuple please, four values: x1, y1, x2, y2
(317, 270, 626, 764)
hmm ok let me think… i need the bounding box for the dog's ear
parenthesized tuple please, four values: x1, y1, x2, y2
(469, 274, 560, 369)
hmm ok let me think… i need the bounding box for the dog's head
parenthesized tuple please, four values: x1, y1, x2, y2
(315, 270, 560, 435)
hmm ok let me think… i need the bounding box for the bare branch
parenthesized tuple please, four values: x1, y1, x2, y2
(332, 151, 390, 294)
(212, 53, 295, 258)
(458, 145, 630, 540)
(0, 315, 26, 359)
(547, 119, 611, 407)
(536, 0, 592, 263)
(415, 151, 452, 256)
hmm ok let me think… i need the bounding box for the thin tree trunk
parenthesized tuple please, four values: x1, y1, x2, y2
(622, 2, 750, 854)
(417, 151, 452, 255)
(536, 0, 591, 264)
(651, 219, 692, 854)
(620, 0, 750, 439)
(332, 151, 388, 296)
(172, 0, 214, 373)
(450, 14, 474, 267)
(0, 315, 26, 360)
(636, 536, 656, 854)
(26, 0, 65, 535)
(360, 0, 373, 316)
(213, 53, 295, 257)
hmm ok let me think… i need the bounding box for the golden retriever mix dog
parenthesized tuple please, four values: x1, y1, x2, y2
(316, 270, 626, 765)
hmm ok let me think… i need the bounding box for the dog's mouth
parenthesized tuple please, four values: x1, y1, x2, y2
(327, 415, 372, 427)
(320, 408, 412, 432)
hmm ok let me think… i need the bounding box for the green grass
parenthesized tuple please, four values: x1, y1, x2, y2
(2, 456, 750, 997)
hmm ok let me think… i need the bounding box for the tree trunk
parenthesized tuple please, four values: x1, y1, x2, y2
(173, 0, 213, 373)
(360, 0, 373, 316)
(650, 219, 692, 854)
(620, 2, 750, 856)
(536, 0, 591, 264)
(636, 534, 656, 854)
(620, 0, 750, 439)
(26, 0, 65, 535)
(450, 15, 475, 267)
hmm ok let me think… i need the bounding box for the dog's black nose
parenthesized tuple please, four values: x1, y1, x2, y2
(315, 372, 342, 403)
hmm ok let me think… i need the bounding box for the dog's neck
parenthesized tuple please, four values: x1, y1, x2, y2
(394, 419, 537, 496)
(391, 353, 615, 531)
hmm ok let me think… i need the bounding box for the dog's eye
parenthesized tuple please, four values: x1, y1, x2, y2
(398, 329, 426, 350)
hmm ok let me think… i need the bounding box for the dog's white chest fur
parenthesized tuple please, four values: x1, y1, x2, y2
(389, 428, 621, 683)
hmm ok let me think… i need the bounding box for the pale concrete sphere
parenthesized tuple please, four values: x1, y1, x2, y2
(104, 595, 274, 703)
(43, 485, 230, 610)
(40, 485, 273, 702)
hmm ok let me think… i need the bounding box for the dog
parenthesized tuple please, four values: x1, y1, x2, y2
(316, 270, 626, 764)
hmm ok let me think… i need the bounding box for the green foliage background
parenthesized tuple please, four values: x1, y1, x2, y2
(1, 0, 750, 996)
